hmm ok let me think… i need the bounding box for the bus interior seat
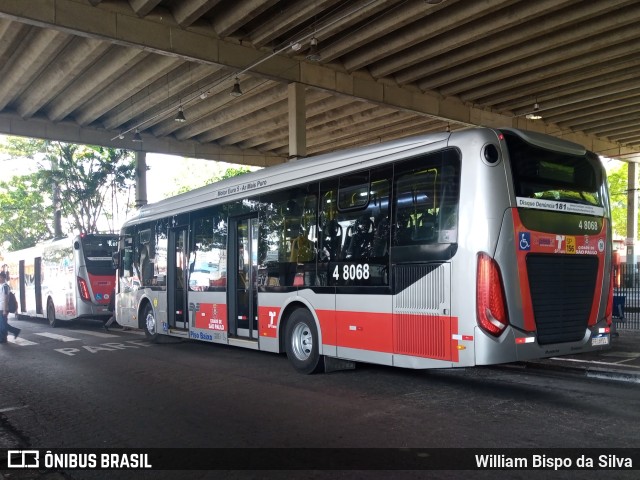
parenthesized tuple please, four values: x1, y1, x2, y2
(321, 219, 342, 261)
(344, 214, 374, 259)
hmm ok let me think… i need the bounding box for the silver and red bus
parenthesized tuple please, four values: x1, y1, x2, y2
(4, 234, 118, 326)
(115, 127, 613, 373)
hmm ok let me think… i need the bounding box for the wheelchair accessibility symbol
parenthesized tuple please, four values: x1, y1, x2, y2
(519, 232, 531, 251)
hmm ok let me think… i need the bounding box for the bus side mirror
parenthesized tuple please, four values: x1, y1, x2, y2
(74, 241, 80, 250)
(112, 252, 120, 270)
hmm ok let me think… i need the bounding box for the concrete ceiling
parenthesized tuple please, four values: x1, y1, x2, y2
(1, 0, 640, 166)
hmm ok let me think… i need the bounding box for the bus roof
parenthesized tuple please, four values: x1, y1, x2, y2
(125, 126, 589, 227)
(125, 129, 457, 226)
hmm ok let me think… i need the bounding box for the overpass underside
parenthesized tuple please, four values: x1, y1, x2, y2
(0, 0, 639, 169)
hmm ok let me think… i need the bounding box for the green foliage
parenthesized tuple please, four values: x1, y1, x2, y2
(606, 161, 640, 240)
(0, 173, 53, 250)
(0, 137, 135, 250)
(40, 143, 135, 235)
(216, 166, 253, 181)
(607, 162, 631, 238)
(173, 165, 253, 196)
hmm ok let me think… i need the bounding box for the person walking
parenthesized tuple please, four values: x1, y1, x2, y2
(103, 287, 116, 332)
(0, 271, 20, 343)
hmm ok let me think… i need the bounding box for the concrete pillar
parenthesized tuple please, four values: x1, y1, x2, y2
(288, 82, 306, 161)
(135, 150, 148, 208)
(626, 161, 637, 265)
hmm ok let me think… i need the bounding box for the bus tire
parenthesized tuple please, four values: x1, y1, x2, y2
(285, 308, 324, 374)
(47, 299, 58, 328)
(142, 303, 159, 343)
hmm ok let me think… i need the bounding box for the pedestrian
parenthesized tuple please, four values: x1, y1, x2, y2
(0, 271, 20, 343)
(103, 287, 116, 332)
(1, 264, 9, 281)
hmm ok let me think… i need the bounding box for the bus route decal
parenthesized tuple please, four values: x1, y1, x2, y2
(516, 197, 604, 217)
(216, 179, 267, 198)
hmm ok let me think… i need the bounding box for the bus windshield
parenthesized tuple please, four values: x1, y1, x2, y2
(81, 234, 118, 275)
(504, 131, 603, 209)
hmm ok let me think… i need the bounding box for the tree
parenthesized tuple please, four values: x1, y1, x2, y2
(607, 162, 629, 238)
(0, 137, 136, 250)
(170, 164, 254, 196)
(41, 143, 135, 235)
(0, 173, 53, 250)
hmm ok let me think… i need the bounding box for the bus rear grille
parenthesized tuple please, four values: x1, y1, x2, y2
(526, 254, 598, 345)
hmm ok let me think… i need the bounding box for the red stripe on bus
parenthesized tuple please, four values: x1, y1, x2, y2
(260, 306, 461, 361)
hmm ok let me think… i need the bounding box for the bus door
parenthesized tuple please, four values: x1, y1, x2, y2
(168, 226, 189, 330)
(228, 215, 259, 339)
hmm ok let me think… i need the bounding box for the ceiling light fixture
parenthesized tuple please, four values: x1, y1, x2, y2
(526, 102, 542, 120)
(307, 37, 321, 62)
(174, 106, 186, 123)
(230, 77, 243, 97)
(110, 2, 383, 143)
(132, 129, 143, 142)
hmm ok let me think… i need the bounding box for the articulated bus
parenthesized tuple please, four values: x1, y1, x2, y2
(4, 234, 119, 326)
(115, 128, 613, 373)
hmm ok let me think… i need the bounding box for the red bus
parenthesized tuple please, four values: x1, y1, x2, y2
(4, 234, 119, 326)
(115, 128, 613, 373)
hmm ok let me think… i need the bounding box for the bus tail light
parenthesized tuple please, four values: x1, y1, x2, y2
(476, 252, 509, 337)
(78, 277, 91, 301)
(605, 266, 614, 326)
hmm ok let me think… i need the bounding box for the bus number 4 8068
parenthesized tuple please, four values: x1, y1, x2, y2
(333, 264, 370, 281)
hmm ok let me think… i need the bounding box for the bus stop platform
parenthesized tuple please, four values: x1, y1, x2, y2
(515, 329, 640, 383)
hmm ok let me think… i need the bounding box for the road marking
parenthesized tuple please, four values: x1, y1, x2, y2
(7, 337, 38, 346)
(70, 329, 120, 338)
(56, 340, 151, 356)
(34, 332, 80, 342)
(550, 356, 640, 370)
(0, 405, 29, 413)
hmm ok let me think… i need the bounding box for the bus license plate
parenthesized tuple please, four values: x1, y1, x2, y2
(591, 335, 609, 346)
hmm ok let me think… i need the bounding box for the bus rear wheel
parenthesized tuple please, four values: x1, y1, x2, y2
(142, 303, 159, 343)
(47, 299, 58, 328)
(285, 308, 324, 374)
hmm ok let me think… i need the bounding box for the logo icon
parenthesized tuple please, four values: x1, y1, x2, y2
(7, 450, 40, 468)
(519, 232, 531, 251)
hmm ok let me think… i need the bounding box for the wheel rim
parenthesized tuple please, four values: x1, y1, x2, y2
(291, 321, 313, 361)
(145, 311, 156, 335)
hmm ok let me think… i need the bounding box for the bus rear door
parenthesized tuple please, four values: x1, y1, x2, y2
(168, 226, 189, 330)
(228, 215, 259, 340)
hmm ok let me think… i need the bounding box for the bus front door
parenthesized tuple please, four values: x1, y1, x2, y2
(228, 215, 259, 340)
(168, 227, 188, 330)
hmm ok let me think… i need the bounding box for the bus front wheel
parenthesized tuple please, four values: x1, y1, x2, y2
(142, 303, 159, 343)
(47, 299, 58, 328)
(285, 308, 324, 374)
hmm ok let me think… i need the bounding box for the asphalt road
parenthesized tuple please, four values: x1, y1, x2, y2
(1, 317, 639, 480)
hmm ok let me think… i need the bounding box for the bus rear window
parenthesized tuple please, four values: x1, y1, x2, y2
(504, 132, 603, 208)
(82, 235, 118, 275)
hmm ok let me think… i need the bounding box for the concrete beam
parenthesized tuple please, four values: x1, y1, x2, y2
(288, 83, 306, 160)
(0, 112, 284, 166)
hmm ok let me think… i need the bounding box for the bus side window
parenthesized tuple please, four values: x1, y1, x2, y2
(259, 185, 318, 287)
(393, 149, 461, 254)
(327, 166, 390, 286)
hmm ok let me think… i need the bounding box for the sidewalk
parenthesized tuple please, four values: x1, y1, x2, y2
(523, 328, 640, 383)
